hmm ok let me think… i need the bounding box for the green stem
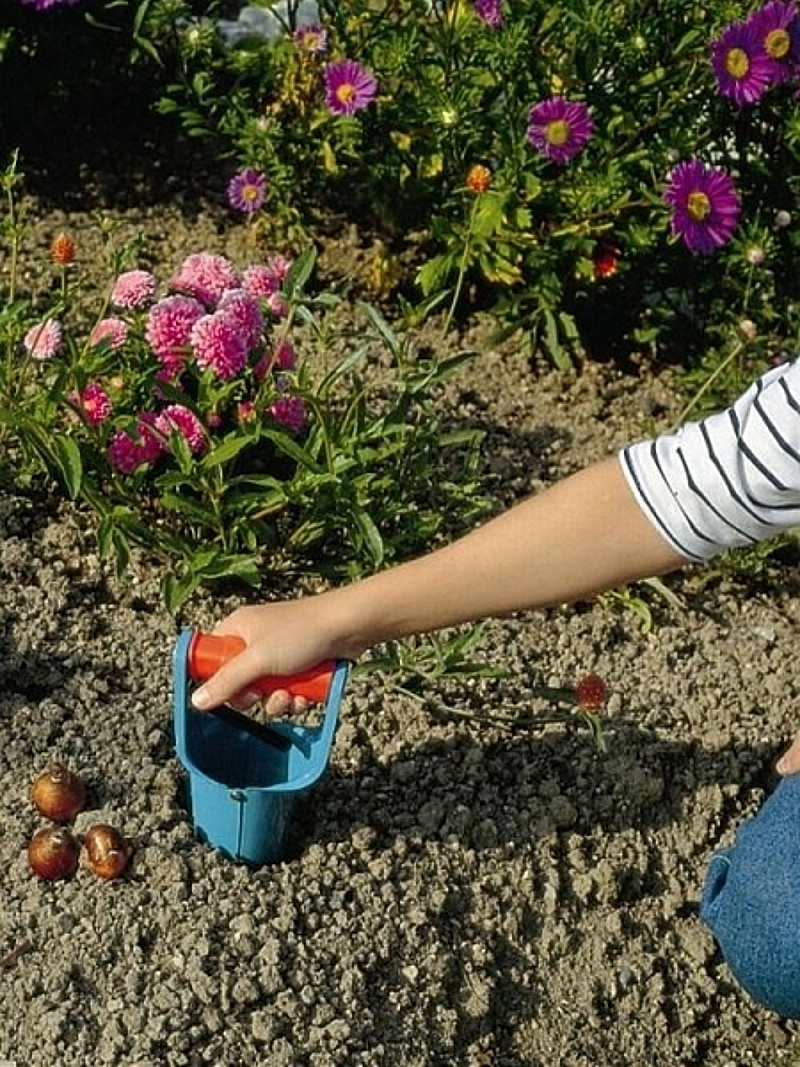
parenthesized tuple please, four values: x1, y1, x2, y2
(671, 340, 744, 430)
(442, 195, 479, 338)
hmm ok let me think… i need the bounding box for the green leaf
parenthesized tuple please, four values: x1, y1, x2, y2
(416, 254, 456, 297)
(257, 427, 325, 472)
(353, 508, 384, 566)
(161, 570, 200, 615)
(202, 434, 253, 469)
(356, 301, 401, 357)
(283, 247, 316, 300)
(473, 192, 505, 238)
(51, 435, 82, 499)
(159, 492, 216, 525)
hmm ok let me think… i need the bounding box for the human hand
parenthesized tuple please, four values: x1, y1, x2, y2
(776, 732, 800, 776)
(190, 597, 355, 716)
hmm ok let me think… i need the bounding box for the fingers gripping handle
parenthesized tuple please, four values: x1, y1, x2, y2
(188, 631, 336, 704)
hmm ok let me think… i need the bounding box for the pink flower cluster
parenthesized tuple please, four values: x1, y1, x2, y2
(24, 250, 308, 477)
(95, 251, 309, 474)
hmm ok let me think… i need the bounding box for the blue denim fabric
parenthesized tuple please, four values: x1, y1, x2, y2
(701, 774, 800, 1018)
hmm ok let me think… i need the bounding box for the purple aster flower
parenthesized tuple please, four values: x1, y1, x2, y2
(89, 317, 128, 350)
(748, 0, 800, 85)
(155, 404, 207, 456)
(294, 22, 328, 53)
(227, 168, 268, 214)
(111, 270, 157, 310)
(170, 253, 240, 307)
(663, 159, 741, 255)
(526, 98, 594, 165)
(473, 0, 502, 28)
(23, 318, 62, 360)
(710, 20, 774, 106)
(190, 312, 248, 380)
(19, 0, 80, 8)
(323, 59, 378, 116)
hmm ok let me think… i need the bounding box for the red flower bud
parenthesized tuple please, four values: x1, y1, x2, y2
(574, 673, 608, 710)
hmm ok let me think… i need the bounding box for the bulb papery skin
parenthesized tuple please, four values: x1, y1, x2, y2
(28, 826, 80, 881)
(31, 764, 86, 822)
(82, 824, 133, 880)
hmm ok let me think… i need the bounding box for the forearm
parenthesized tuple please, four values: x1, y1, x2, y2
(192, 454, 688, 710)
(330, 455, 687, 656)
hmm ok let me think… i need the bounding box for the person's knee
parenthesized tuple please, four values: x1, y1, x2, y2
(701, 775, 800, 1018)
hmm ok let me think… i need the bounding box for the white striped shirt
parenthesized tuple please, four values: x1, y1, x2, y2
(619, 357, 800, 562)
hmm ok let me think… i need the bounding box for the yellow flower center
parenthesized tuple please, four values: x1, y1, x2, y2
(766, 28, 790, 59)
(687, 191, 712, 221)
(545, 119, 570, 146)
(336, 83, 356, 105)
(243, 185, 260, 202)
(725, 47, 750, 80)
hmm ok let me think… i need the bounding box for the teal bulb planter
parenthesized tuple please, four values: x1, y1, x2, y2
(173, 628, 349, 866)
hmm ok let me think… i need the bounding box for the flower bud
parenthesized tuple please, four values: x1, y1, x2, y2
(50, 233, 76, 266)
(466, 164, 492, 195)
(739, 319, 758, 341)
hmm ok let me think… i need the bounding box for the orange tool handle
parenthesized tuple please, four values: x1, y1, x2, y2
(187, 631, 335, 704)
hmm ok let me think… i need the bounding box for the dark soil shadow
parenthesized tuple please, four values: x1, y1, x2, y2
(291, 724, 783, 855)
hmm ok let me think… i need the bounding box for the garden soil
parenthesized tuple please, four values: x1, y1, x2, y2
(1, 129, 800, 1067)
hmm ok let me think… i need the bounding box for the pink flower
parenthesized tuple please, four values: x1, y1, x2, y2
(107, 432, 145, 475)
(242, 264, 280, 299)
(146, 295, 206, 371)
(89, 317, 128, 350)
(273, 339, 296, 370)
(218, 289, 265, 349)
(23, 318, 63, 360)
(266, 254, 292, 286)
(270, 395, 306, 435)
(267, 292, 288, 318)
(253, 354, 271, 381)
(237, 400, 256, 421)
(136, 412, 165, 464)
(170, 253, 240, 307)
(70, 383, 112, 426)
(107, 415, 164, 474)
(155, 404, 207, 455)
(111, 270, 157, 310)
(190, 312, 248, 380)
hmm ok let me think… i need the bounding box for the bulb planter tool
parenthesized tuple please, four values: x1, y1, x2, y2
(173, 628, 349, 866)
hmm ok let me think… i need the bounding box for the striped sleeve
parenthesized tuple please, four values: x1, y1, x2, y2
(619, 358, 800, 562)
